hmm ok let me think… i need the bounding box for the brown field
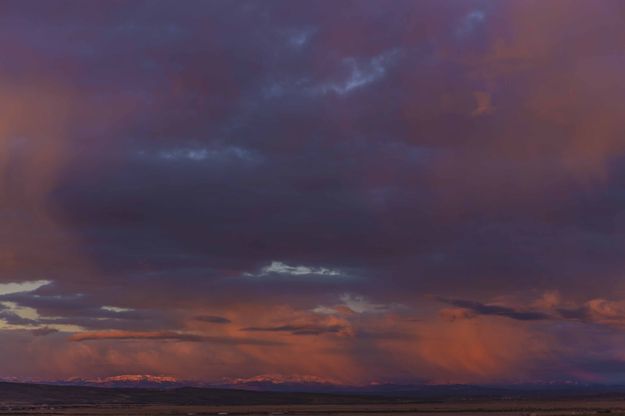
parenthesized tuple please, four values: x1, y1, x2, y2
(3, 400, 625, 416)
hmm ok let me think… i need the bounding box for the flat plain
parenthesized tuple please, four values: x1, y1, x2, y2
(3, 400, 625, 416)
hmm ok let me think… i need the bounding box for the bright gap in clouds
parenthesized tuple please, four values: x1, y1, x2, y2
(246, 261, 343, 278)
(0, 280, 50, 296)
(263, 261, 341, 276)
(101, 305, 134, 313)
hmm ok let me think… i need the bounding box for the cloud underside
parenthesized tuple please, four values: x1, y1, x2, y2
(241, 324, 346, 335)
(439, 298, 551, 321)
(1, 0, 625, 383)
(70, 330, 283, 346)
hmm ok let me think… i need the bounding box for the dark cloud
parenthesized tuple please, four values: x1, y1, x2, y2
(241, 324, 346, 336)
(0, 289, 172, 331)
(70, 330, 284, 346)
(0, 311, 39, 326)
(1, 0, 625, 383)
(193, 315, 232, 324)
(438, 298, 552, 321)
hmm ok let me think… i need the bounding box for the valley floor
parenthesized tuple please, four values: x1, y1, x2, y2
(3, 400, 625, 416)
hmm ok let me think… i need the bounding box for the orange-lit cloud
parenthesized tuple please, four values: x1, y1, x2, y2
(2, 0, 625, 385)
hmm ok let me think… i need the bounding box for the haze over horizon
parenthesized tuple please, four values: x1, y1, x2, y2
(2, 0, 625, 386)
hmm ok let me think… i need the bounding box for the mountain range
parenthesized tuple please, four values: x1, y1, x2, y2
(0, 381, 395, 406)
(3, 374, 625, 403)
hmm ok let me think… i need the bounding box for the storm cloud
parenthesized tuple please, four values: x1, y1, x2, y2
(2, 0, 625, 384)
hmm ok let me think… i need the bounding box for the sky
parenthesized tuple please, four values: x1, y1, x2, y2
(2, 0, 625, 385)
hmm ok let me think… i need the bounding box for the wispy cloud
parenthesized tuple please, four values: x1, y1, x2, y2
(438, 298, 552, 321)
(245, 261, 343, 278)
(0, 280, 50, 296)
(193, 315, 232, 324)
(241, 324, 346, 336)
(70, 330, 284, 346)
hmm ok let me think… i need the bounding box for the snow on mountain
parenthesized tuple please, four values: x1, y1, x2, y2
(53, 374, 181, 388)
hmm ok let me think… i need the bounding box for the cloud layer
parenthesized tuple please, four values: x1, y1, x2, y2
(2, 0, 625, 384)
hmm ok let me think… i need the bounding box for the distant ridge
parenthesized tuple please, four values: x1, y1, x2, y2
(0, 381, 396, 406)
(7, 374, 625, 396)
(3, 378, 625, 406)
